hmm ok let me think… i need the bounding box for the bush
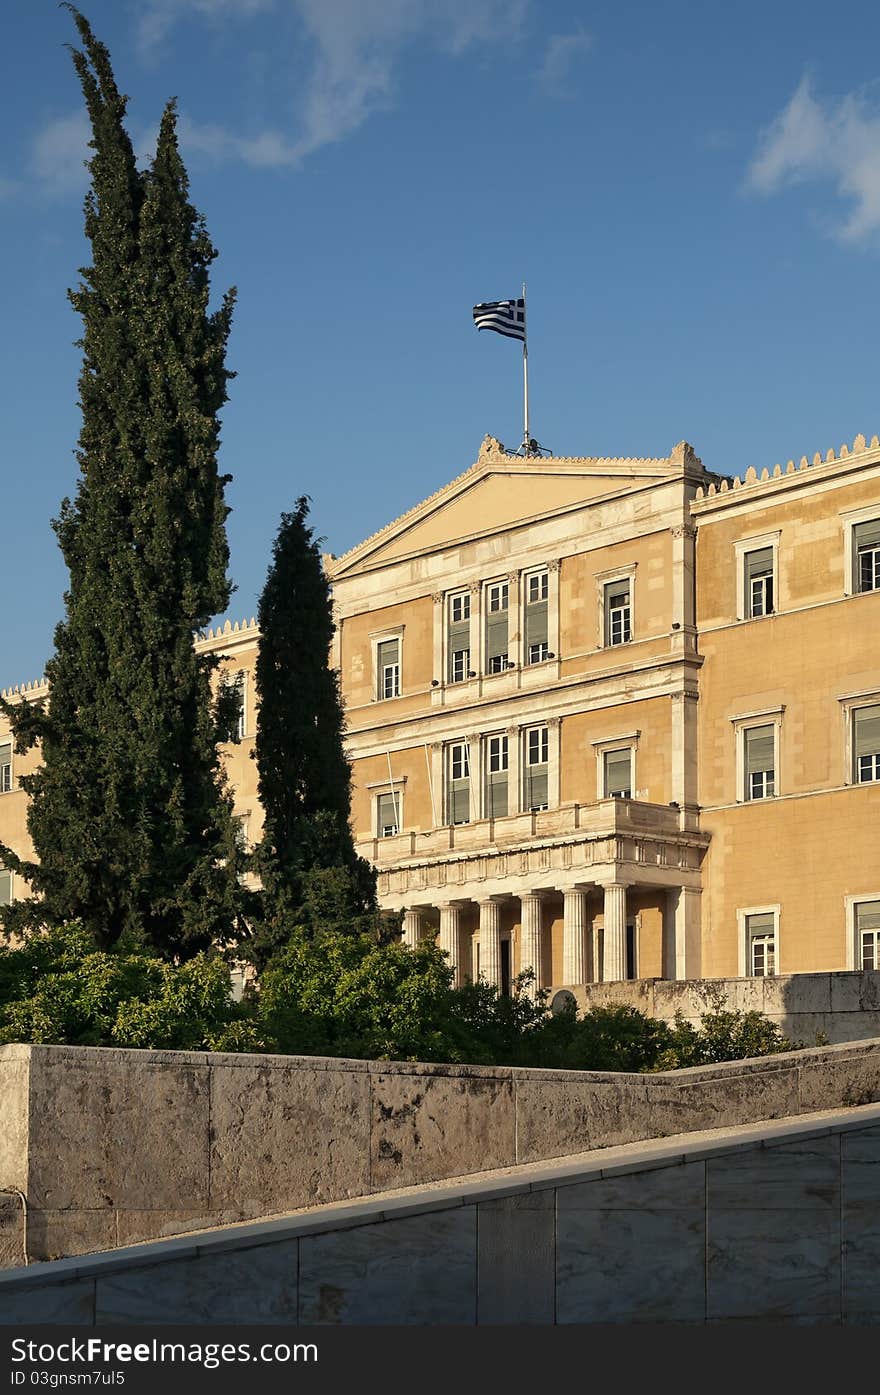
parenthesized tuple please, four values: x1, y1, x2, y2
(655, 1008, 796, 1070)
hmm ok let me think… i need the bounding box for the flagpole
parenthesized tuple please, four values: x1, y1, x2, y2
(522, 281, 529, 452)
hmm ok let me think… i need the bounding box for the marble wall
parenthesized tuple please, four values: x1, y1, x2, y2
(3, 1108, 880, 1324)
(4, 1037, 880, 1267)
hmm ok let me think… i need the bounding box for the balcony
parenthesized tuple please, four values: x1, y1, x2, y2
(357, 798, 686, 867)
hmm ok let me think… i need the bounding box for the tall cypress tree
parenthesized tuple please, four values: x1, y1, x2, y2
(249, 499, 377, 967)
(0, 10, 244, 956)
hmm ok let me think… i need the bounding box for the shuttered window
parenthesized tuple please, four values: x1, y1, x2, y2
(377, 638, 400, 699)
(745, 547, 774, 618)
(448, 743, 470, 824)
(0, 870, 9, 907)
(857, 901, 880, 970)
(604, 580, 631, 645)
(744, 724, 775, 800)
(0, 743, 10, 794)
(485, 735, 508, 818)
(603, 748, 632, 798)
(377, 791, 401, 837)
(854, 518, 880, 594)
(854, 705, 880, 783)
(447, 593, 471, 682)
(524, 726, 548, 810)
(746, 911, 776, 976)
(485, 583, 509, 673)
(524, 571, 549, 664)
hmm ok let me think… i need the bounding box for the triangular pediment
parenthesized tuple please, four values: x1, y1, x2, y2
(327, 437, 682, 578)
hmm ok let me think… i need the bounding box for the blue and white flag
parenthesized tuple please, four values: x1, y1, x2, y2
(472, 297, 526, 342)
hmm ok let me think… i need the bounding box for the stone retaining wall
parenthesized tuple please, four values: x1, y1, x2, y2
(4, 1037, 880, 1266)
(561, 969, 880, 1044)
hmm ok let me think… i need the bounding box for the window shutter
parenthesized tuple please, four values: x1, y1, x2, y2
(745, 547, 773, 582)
(485, 611, 508, 663)
(447, 616, 470, 678)
(0, 871, 10, 907)
(857, 901, 880, 933)
(604, 748, 632, 796)
(377, 792, 399, 834)
(854, 705, 880, 759)
(377, 639, 398, 670)
(747, 911, 775, 938)
(525, 767, 548, 810)
(450, 780, 470, 825)
(486, 771, 508, 818)
(745, 725, 774, 774)
(854, 518, 880, 550)
(0, 743, 10, 767)
(524, 599, 548, 649)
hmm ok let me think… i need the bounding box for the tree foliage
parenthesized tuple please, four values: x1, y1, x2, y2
(247, 499, 377, 967)
(0, 10, 245, 956)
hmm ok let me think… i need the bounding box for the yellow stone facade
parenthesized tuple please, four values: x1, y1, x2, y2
(2, 430, 879, 992)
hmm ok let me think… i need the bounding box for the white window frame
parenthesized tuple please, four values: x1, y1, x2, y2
(375, 787, 404, 839)
(483, 732, 510, 819)
(737, 904, 780, 977)
(0, 738, 12, 794)
(446, 741, 472, 825)
(0, 866, 12, 907)
(842, 504, 880, 598)
(838, 689, 880, 786)
(845, 894, 880, 971)
(731, 708, 783, 803)
(525, 570, 549, 604)
(734, 532, 780, 622)
(370, 627, 404, 703)
(522, 724, 550, 811)
(596, 565, 636, 650)
(593, 732, 640, 801)
(486, 581, 509, 614)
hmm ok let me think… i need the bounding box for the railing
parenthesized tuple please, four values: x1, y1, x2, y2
(357, 798, 684, 864)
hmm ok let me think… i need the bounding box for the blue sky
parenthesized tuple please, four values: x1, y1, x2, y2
(3, 0, 880, 686)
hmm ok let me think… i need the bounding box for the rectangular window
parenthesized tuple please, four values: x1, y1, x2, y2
(603, 747, 632, 798)
(524, 726, 549, 810)
(377, 790, 401, 838)
(485, 734, 509, 818)
(744, 724, 775, 800)
(485, 582, 509, 673)
(747, 911, 776, 976)
(745, 546, 775, 618)
(854, 518, 880, 594)
(0, 869, 10, 907)
(0, 743, 11, 794)
(448, 742, 471, 825)
(854, 704, 880, 783)
(524, 570, 549, 665)
(604, 580, 631, 646)
(377, 638, 400, 700)
(857, 900, 880, 970)
(447, 593, 471, 683)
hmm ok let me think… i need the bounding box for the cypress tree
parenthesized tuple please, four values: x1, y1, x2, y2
(249, 499, 377, 967)
(0, 9, 245, 956)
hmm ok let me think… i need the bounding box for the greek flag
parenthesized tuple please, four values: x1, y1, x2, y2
(472, 297, 526, 342)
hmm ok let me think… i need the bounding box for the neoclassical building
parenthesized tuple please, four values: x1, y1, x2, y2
(1, 430, 879, 992)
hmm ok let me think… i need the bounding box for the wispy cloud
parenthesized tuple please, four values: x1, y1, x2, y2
(747, 74, 880, 242)
(31, 110, 92, 197)
(537, 28, 592, 96)
(136, 0, 529, 166)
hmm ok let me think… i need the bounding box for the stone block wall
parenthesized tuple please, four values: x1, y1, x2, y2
(564, 969, 880, 1044)
(4, 1038, 880, 1266)
(4, 1107, 880, 1324)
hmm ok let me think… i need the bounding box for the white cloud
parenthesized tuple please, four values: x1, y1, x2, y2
(747, 74, 880, 242)
(538, 28, 592, 95)
(136, 0, 529, 166)
(31, 111, 92, 196)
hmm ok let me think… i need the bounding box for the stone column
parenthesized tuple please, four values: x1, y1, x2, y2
(562, 888, 590, 985)
(438, 903, 464, 987)
(478, 900, 503, 988)
(601, 882, 629, 982)
(402, 907, 424, 950)
(667, 885, 702, 980)
(520, 893, 544, 998)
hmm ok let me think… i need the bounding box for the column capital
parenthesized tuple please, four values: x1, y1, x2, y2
(469, 581, 482, 595)
(597, 876, 633, 890)
(547, 558, 561, 573)
(432, 592, 444, 605)
(506, 569, 520, 585)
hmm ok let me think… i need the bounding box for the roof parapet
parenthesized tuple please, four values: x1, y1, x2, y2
(693, 432, 879, 501)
